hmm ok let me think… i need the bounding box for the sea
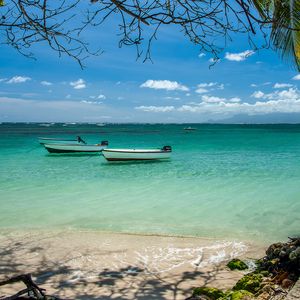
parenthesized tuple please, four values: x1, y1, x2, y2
(0, 123, 299, 244)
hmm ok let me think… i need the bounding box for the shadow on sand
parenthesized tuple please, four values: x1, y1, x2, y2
(0, 235, 224, 300)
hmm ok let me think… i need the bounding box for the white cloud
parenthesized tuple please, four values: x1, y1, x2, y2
(3, 88, 300, 121)
(7, 76, 31, 84)
(191, 94, 241, 105)
(164, 96, 181, 100)
(176, 88, 300, 115)
(198, 53, 206, 58)
(251, 88, 299, 101)
(292, 74, 300, 80)
(89, 94, 106, 100)
(0, 78, 7, 82)
(195, 82, 224, 94)
(195, 88, 209, 94)
(273, 83, 293, 89)
(41, 81, 52, 86)
(274, 88, 299, 100)
(225, 50, 255, 62)
(251, 82, 271, 88)
(229, 97, 241, 103)
(135, 105, 175, 112)
(81, 100, 102, 105)
(197, 82, 217, 88)
(70, 78, 86, 89)
(202, 95, 226, 103)
(140, 80, 189, 91)
(178, 105, 200, 113)
(251, 91, 265, 99)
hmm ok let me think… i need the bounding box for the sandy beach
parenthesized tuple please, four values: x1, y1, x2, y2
(0, 230, 266, 299)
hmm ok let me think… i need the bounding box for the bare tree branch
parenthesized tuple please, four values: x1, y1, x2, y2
(0, 0, 298, 68)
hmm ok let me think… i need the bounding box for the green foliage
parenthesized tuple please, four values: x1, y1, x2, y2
(227, 259, 248, 271)
(259, 270, 270, 277)
(251, 0, 300, 70)
(193, 287, 225, 299)
(219, 290, 254, 300)
(233, 273, 263, 293)
(193, 287, 253, 300)
(0, 0, 4, 6)
(229, 290, 254, 300)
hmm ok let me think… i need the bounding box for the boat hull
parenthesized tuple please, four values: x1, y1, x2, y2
(102, 149, 171, 161)
(44, 144, 106, 153)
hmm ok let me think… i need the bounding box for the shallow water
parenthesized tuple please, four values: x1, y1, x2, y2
(0, 123, 299, 243)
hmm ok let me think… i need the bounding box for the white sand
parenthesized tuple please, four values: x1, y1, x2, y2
(0, 230, 266, 299)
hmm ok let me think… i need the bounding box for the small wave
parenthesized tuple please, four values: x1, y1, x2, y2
(113, 240, 247, 274)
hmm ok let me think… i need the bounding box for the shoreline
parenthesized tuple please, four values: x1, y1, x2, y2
(0, 230, 267, 299)
(0, 227, 273, 246)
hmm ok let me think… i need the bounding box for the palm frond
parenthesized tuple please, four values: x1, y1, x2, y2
(251, 0, 300, 70)
(250, 0, 273, 18)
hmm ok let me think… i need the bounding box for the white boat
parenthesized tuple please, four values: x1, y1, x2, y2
(44, 141, 108, 153)
(184, 127, 197, 131)
(38, 137, 79, 145)
(39, 123, 55, 127)
(102, 146, 172, 161)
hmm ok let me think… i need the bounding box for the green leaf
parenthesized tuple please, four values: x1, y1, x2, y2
(252, 0, 300, 70)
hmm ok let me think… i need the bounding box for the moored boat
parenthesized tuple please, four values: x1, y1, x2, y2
(44, 141, 108, 153)
(184, 127, 197, 131)
(102, 146, 172, 161)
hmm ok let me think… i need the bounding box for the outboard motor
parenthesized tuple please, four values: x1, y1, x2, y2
(162, 145, 172, 152)
(101, 140, 109, 146)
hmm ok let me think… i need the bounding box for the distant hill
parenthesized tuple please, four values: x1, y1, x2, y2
(216, 113, 300, 124)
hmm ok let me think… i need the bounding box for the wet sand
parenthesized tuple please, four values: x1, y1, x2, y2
(0, 230, 266, 299)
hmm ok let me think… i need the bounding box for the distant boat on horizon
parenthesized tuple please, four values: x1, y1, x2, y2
(184, 127, 197, 131)
(39, 123, 55, 127)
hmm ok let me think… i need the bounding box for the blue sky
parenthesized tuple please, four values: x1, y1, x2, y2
(1, 15, 300, 123)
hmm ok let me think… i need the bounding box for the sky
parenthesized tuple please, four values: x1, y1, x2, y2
(1, 6, 300, 123)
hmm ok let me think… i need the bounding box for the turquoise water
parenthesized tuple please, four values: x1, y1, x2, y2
(0, 123, 299, 242)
